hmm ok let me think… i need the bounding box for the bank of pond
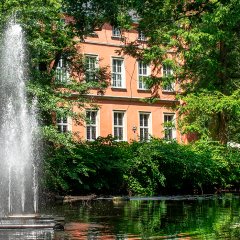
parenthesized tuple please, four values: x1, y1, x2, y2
(44, 136, 240, 196)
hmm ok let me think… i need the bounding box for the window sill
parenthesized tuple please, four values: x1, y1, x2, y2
(86, 139, 97, 142)
(87, 33, 99, 38)
(137, 39, 147, 43)
(162, 90, 176, 94)
(111, 87, 127, 92)
(114, 139, 127, 142)
(111, 36, 125, 41)
(137, 89, 151, 93)
(139, 139, 150, 142)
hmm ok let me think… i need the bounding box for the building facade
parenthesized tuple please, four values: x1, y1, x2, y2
(57, 23, 184, 143)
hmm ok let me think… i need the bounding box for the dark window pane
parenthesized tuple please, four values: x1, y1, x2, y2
(87, 126, 91, 140)
(92, 126, 96, 139)
(62, 125, 67, 132)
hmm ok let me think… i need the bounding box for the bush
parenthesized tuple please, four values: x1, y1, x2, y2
(44, 135, 132, 195)
(124, 139, 240, 196)
(44, 136, 240, 196)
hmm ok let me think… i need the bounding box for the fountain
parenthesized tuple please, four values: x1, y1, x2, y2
(0, 19, 58, 229)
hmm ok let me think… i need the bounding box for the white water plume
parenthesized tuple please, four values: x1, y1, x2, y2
(0, 20, 40, 216)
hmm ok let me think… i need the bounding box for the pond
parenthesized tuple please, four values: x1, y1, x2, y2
(0, 194, 240, 239)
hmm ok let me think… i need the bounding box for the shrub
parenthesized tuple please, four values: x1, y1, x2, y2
(44, 135, 132, 195)
(124, 139, 240, 196)
(44, 136, 240, 196)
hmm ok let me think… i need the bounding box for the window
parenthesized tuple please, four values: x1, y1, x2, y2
(85, 55, 98, 82)
(112, 26, 121, 37)
(57, 116, 68, 133)
(162, 65, 174, 91)
(112, 58, 124, 88)
(86, 110, 98, 141)
(113, 111, 125, 141)
(55, 58, 70, 83)
(138, 31, 146, 41)
(138, 61, 149, 90)
(139, 113, 150, 141)
(164, 114, 176, 140)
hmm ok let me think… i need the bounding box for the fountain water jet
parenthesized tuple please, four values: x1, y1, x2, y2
(0, 19, 62, 230)
(0, 19, 39, 217)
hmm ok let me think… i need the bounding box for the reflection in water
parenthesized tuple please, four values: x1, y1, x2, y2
(0, 229, 54, 240)
(56, 194, 240, 240)
(1, 194, 240, 239)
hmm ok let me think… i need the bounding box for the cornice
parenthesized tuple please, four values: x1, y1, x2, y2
(83, 40, 126, 48)
(72, 93, 179, 104)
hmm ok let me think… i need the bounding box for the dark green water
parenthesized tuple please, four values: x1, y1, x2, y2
(0, 194, 240, 239)
(53, 194, 240, 239)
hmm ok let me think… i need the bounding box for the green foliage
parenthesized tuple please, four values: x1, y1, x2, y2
(1, 1, 239, 195)
(138, 0, 240, 143)
(44, 135, 132, 194)
(62, 0, 134, 37)
(124, 139, 240, 196)
(126, 139, 228, 195)
(44, 136, 240, 196)
(63, 0, 240, 143)
(178, 90, 240, 142)
(0, 0, 110, 148)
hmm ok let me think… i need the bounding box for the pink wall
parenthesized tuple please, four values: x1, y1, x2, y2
(70, 23, 183, 142)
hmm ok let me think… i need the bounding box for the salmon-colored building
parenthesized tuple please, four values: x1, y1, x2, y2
(56, 23, 184, 143)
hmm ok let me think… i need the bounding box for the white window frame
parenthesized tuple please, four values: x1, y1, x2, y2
(57, 115, 68, 133)
(112, 26, 121, 37)
(86, 109, 99, 141)
(138, 61, 150, 90)
(55, 58, 70, 83)
(113, 111, 126, 141)
(162, 65, 175, 92)
(111, 58, 125, 88)
(138, 31, 146, 41)
(85, 54, 98, 82)
(163, 113, 176, 140)
(139, 112, 151, 141)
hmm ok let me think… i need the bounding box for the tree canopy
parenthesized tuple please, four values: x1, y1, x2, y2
(0, 0, 109, 147)
(64, 0, 240, 144)
(0, 0, 239, 144)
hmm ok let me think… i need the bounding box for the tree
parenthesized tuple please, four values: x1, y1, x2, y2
(63, 0, 240, 144)
(0, 0, 109, 147)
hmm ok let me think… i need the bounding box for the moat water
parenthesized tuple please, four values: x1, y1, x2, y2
(0, 194, 239, 239)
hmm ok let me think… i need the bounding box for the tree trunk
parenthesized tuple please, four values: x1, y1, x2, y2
(217, 111, 228, 144)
